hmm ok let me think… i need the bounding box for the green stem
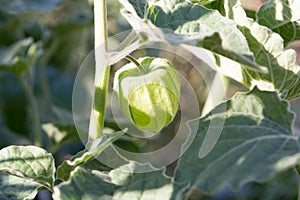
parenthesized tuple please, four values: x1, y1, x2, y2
(37, 40, 59, 103)
(88, 66, 110, 141)
(88, 0, 109, 142)
(19, 77, 41, 147)
(125, 55, 146, 75)
(38, 65, 51, 102)
(94, 0, 108, 51)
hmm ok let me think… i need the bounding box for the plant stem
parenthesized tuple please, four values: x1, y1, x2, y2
(38, 66, 51, 101)
(94, 0, 108, 52)
(89, 66, 110, 141)
(19, 77, 41, 147)
(88, 0, 109, 142)
(37, 40, 59, 103)
(93, 0, 108, 81)
(125, 55, 146, 75)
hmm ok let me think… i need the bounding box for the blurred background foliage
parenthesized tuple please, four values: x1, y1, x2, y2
(0, 0, 300, 199)
(0, 0, 128, 145)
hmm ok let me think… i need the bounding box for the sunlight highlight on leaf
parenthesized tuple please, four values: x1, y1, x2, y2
(0, 145, 55, 190)
(173, 88, 300, 198)
(119, 0, 267, 72)
(257, 0, 300, 45)
(221, 0, 300, 100)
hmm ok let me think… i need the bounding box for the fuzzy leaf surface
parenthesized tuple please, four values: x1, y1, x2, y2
(173, 88, 300, 199)
(0, 145, 55, 190)
(120, 0, 266, 72)
(256, 0, 300, 45)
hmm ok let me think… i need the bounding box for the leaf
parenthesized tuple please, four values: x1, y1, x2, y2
(0, 38, 33, 65)
(0, 174, 42, 200)
(191, 0, 218, 6)
(286, 81, 300, 100)
(253, 169, 298, 200)
(192, 0, 226, 16)
(110, 164, 173, 200)
(120, 0, 267, 72)
(239, 23, 300, 100)
(0, 59, 29, 76)
(1, 0, 62, 13)
(119, 0, 148, 18)
(173, 88, 300, 199)
(53, 164, 173, 200)
(53, 167, 113, 200)
(256, 0, 300, 45)
(220, 0, 300, 100)
(56, 130, 124, 181)
(0, 145, 55, 190)
(0, 38, 42, 76)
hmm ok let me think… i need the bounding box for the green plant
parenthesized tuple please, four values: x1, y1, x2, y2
(1, 0, 300, 199)
(114, 56, 180, 133)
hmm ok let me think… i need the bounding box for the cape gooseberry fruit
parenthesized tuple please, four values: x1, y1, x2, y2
(113, 57, 180, 133)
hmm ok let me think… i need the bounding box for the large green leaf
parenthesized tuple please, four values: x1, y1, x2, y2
(56, 130, 124, 181)
(218, 0, 300, 100)
(0, 145, 55, 190)
(256, 0, 300, 45)
(173, 88, 300, 199)
(120, 0, 266, 72)
(239, 23, 300, 100)
(53, 167, 113, 200)
(118, 0, 297, 100)
(110, 165, 173, 200)
(53, 164, 173, 200)
(0, 174, 42, 200)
